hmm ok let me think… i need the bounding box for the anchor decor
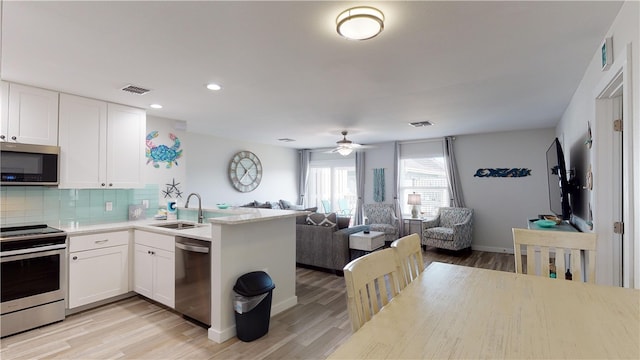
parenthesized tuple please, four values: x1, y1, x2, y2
(145, 131, 183, 168)
(473, 168, 531, 178)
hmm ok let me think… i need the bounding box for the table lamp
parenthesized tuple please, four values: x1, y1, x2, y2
(408, 193, 422, 219)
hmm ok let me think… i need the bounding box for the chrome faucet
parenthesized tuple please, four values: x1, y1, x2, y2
(185, 193, 204, 223)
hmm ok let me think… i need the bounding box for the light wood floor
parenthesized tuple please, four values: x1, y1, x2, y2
(1, 248, 515, 360)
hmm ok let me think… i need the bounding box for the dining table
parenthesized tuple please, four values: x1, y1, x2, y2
(328, 262, 640, 359)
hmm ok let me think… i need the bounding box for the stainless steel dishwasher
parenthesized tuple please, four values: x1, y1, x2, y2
(175, 236, 211, 326)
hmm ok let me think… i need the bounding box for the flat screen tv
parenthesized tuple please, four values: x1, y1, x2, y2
(546, 138, 571, 220)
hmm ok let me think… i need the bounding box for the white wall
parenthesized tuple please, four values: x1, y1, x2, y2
(144, 116, 188, 206)
(183, 132, 298, 208)
(556, 1, 639, 287)
(456, 128, 556, 252)
(363, 142, 396, 205)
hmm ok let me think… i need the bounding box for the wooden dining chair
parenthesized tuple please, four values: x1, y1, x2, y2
(512, 228, 597, 283)
(391, 234, 425, 287)
(343, 248, 404, 332)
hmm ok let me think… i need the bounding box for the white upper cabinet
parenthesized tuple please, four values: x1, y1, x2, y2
(3, 83, 59, 145)
(58, 93, 146, 189)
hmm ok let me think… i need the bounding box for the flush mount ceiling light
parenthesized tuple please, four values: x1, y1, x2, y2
(149, 104, 163, 109)
(206, 83, 222, 91)
(336, 6, 384, 40)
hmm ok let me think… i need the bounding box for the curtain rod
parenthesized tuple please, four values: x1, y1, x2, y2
(399, 137, 455, 145)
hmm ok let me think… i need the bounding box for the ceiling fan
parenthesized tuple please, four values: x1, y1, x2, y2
(329, 131, 366, 156)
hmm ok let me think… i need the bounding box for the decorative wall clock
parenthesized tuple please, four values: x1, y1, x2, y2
(229, 151, 263, 192)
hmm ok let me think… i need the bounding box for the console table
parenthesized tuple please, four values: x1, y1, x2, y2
(527, 219, 578, 232)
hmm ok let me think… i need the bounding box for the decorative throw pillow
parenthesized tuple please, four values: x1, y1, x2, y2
(279, 199, 293, 209)
(306, 212, 337, 227)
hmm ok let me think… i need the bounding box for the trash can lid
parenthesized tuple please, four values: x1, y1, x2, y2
(233, 271, 275, 296)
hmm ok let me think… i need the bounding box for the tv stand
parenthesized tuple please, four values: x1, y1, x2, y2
(527, 219, 578, 232)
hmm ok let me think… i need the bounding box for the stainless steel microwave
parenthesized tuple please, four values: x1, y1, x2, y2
(1, 142, 59, 185)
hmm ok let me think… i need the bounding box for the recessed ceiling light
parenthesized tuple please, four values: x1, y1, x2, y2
(206, 83, 222, 91)
(150, 104, 163, 109)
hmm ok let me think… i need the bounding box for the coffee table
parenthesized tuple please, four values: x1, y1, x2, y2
(349, 231, 385, 260)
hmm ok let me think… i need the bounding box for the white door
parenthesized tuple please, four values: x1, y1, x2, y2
(153, 248, 175, 308)
(7, 83, 59, 145)
(58, 94, 107, 188)
(106, 103, 145, 188)
(69, 245, 129, 308)
(134, 244, 154, 299)
(0, 81, 9, 141)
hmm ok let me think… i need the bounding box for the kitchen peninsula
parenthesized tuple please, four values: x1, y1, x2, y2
(206, 208, 300, 343)
(62, 208, 302, 344)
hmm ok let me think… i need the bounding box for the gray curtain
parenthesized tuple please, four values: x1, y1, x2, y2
(443, 137, 466, 207)
(354, 152, 365, 225)
(394, 141, 404, 235)
(298, 149, 310, 206)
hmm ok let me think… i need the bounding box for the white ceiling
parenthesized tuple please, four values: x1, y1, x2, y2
(0, 1, 623, 149)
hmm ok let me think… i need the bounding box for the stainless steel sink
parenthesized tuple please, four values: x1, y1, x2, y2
(149, 222, 202, 230)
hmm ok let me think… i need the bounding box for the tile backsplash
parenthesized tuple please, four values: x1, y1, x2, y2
(0, 184, 159, 227)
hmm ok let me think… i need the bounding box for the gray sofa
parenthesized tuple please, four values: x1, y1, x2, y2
(295, 214, 369, 274)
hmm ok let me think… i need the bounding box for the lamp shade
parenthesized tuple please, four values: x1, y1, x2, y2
(408, 193, 421, 205)
(336, 6, 384, 40)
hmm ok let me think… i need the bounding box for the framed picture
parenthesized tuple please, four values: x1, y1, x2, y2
(601, 37, 612, 71)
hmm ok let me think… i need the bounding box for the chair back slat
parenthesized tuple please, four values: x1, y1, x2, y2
(512, 228, 597, 283)
(390, 234, 424, 287)
(343, 248, 403, 332)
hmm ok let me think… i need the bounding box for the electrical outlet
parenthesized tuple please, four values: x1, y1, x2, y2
(142, 200, 149, 209)
(105, 201, 113, 211)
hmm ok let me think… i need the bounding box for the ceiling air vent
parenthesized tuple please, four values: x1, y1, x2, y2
(409, 121, 434, 127)
(121, 84, 151, 95)
(278, 138, 296, 142)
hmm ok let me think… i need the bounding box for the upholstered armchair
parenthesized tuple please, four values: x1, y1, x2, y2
(422, 207, 473, 251)
(363, 203, 400, 242)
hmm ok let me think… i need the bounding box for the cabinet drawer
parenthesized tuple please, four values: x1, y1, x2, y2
(134, 230, 174, 252)
(69, 231, 129, 252)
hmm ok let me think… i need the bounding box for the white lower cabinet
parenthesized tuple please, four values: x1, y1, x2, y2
(133, 231, 175, 308)
(68, 231, 129, 309)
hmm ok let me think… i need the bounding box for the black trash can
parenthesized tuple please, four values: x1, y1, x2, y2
(233, 271, 276, 342)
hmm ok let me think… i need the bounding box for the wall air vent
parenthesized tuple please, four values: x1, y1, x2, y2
(121, 85, 151, 95)
(409, 121, 433, 127)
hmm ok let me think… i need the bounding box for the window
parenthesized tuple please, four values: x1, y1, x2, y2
(399, 141, 449, 218)
(306, 156, 356, 216)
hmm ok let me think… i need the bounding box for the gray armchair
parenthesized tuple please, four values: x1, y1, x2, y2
(422, 207, 473, 251)
(363, 203, 400, 242)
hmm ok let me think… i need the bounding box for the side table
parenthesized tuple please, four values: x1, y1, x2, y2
(349, 231, 385, 260)
(403, 218, 425, 237)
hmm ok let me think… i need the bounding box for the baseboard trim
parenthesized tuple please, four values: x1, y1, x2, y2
(271, 295, 298, 316)
(472, 245, 514, 254)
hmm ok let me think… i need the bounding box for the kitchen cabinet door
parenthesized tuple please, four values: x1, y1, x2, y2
(105, 103, 145, 188)
(0, 81, 8, 141)
(152, 248, 175, 308)
(69, 244, 129, 308)
(58, 94, 106, 188)
(133, 243, 154, 300)
(58, 94, 145, 188)
(6, 83, 59, 145)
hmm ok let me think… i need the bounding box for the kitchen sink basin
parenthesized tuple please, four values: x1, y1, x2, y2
(149, 222, 203, 230)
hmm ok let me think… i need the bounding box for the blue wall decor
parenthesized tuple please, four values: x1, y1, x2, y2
(146, 131, 183, 168)
(474, 168, 531, 178)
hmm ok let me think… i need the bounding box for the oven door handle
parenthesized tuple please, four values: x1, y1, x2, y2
(0, 244, 67, 257)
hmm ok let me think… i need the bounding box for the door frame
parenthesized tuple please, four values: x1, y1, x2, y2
(593, 43, 635, 287)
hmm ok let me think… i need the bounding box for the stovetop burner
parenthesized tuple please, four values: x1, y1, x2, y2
(0, 224, 65, 241)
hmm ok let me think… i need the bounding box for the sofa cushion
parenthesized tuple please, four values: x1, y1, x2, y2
(306, 212, 337, 227)
(424, 227, 454, 241)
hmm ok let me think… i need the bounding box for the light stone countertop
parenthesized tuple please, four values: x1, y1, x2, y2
(58, 208, 306, 241)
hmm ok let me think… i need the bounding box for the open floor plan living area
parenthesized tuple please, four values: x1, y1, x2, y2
(1, 1, 639, 358)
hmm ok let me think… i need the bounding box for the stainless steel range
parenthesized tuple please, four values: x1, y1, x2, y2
(1, 224, 67, 337)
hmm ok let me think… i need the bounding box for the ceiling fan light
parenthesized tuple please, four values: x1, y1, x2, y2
(336, 6, 384, 40)
(337, 146, 353, 156)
